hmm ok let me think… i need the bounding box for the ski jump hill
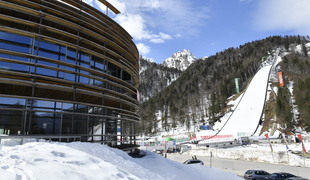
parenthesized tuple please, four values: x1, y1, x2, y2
(197, 50, 279, 142)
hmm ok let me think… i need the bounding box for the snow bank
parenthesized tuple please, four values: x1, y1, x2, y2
(0, 142, 242, 180)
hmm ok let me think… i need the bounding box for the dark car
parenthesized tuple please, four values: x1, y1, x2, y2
(183, 159, 204, 165)
(244, 170, 270, 180)
(286, 177, 309, 180)
(257, 172, 297, 180)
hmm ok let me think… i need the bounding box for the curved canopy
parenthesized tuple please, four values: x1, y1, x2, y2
(165, 137, 174, 141)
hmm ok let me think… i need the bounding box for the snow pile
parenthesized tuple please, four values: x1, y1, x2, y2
(0, 142, 242, 180)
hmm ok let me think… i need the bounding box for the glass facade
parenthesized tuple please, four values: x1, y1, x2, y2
(0, 0, 139, 147)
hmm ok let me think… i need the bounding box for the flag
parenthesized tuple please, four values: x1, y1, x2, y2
(265, 133, 273, 152)
(297, 134, 307, 155)
(282, 133, 289, 150)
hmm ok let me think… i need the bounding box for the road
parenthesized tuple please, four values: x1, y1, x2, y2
(166, 153, 310, 179)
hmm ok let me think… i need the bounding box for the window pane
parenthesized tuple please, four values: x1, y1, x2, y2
(67, 48, 76, 64)
(78, 51, 90, 68)
(0, 110, 25, 135)
(9, 62, 29, 72)
(0, 97, 26, 108)
(38, 41, 65, 60)
(63, 103, 74, 112)
(65, 73, 75, 81)
(31, 113, 61, 134)
(62, 113, 73, 134)
(36, 67, 57, 77)
(88, 116, 104, 141)
(73, 114, 87, 134)
(33, 100, 62, 112)
(0, 31, 32, 54)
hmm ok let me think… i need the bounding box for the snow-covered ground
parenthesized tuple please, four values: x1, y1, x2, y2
(185, 142, 310, 167)
(0, 141, 242, 180)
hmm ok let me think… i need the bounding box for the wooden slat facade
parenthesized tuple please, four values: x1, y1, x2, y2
(0, 0, 139, 146)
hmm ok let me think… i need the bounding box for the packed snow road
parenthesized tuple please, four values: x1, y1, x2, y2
(167, 153, 310, 179)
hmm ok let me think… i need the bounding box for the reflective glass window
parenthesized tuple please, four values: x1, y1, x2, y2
(75, 104, 88, 114)
(93, 79, 104, 87)
(37, 60, 58, 68)
(0, 61, 10, 70)
(38, 41, 65, 61)
(32, 100, 62, 112)
(65, 72, 75, 81)
(58, 71, 64, 79)
(64, 66, 76, 81)
(91, 56, 104, 71)
(62, 103, 74, 113)
(0, 31, 33, 54)
(89, 106, 104, 115)
(31, 112, 61, 134)
(8, 62, 29, 72)
(0, 54, 30, 62)
(62, 113, 73, 134)
(36, 67, 57, 77)
(73, 114, 87, 134)
(66, 48, 76, 64)
(77, 51, 90, 68)
(0, 97, 26, 108)
(0, 110, 25, 135)
(88, 116, 104, 140)
(78, 75, 89, 84)
(108, 62, 117, 77)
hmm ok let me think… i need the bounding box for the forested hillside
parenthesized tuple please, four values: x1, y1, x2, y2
(276, 37, 310, 132)
(137, 35, 309, 136)
(139, 57, 182, 102)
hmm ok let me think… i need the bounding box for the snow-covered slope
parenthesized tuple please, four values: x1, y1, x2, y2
(0, 141, 242, 180)
(162, 49, 197, 71)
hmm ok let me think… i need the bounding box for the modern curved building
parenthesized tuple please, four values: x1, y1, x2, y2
(0, 0, 139, 147)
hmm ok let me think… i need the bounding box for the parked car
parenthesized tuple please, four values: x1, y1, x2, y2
(286, 177, 309, 180)
(244, 170, 270, 180)
(256, 172, 297, 180)
(155, 150, 163, 155)
(183, 159, 204, 165)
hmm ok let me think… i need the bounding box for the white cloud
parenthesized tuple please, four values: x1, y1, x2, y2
(174, 34, 181, 38)
(150, 39, 164, 43)
(93, 0, 210, 44)
(115, 14, 153, 40)
(239, 0, 252, 3)
(253, 0, 310, 35)
(159, 32, 172, 40)
(136, 43, 151, 55)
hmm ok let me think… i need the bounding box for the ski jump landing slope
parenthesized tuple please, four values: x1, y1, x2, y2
(218, 64, 272, 137)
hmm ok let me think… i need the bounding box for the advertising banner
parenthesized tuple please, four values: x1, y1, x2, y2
(265, 134, 273, 152)
(198, 135, 234, 143)
(137, 90, 140, 102)
(235, 78, 239, 93)
(150, 142, 155, 146)
(278, 72, 284, 87)
(297, 134, 307, 155)
(199, 125, 213, 130)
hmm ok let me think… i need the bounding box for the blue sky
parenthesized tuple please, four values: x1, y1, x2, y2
(84, 0, 310, 64)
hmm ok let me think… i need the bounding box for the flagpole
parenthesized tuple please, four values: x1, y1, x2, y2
(265, 133, 275, 164)
(287, 150, 290, 166)
(282, 133, 290, 166)
(271, 151, 275, 164)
